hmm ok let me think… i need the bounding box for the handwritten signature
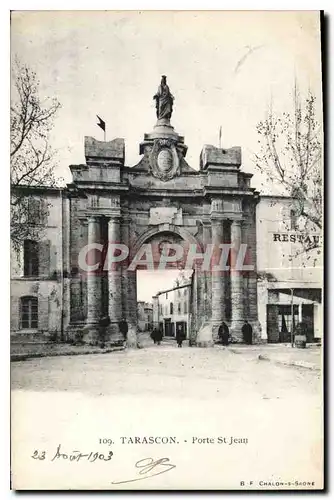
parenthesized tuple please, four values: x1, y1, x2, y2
(112, 457, 176, 484)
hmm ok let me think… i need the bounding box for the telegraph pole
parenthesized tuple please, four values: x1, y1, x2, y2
(291, 288, 294, 347)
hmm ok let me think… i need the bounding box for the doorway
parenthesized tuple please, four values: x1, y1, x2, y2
(176, 321, 187, 339)
(164, 318, 175, 337)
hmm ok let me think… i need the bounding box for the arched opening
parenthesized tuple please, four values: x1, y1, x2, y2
(133, 228, 197, 343)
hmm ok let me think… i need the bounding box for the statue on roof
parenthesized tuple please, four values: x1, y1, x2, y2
(153, 75, 174, 121)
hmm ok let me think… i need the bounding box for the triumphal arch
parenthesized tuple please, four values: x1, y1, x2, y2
(67, 77, 261, 346)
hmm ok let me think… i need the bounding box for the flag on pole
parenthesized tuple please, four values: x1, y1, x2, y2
(97, 115, 106, 132)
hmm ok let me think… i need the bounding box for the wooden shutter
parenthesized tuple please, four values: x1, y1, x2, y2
(38, 240, 51, 277)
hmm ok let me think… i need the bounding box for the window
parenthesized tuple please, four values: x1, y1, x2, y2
(184, 301, 188, 314)
(178, 303, 181, 314)
(184, 288, 187, 296)
(170, 302, 173, 314)
(290, 210, 297, 230)
(24, 240, 39, 276)
(20, 296, 38, 329)
(27, 198, 44, 224)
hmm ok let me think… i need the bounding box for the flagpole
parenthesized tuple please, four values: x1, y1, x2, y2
(104, 125, 106, 142)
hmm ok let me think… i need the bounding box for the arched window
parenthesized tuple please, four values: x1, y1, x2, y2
(20, 296, 38, 329)
(24, 240, 39, 277)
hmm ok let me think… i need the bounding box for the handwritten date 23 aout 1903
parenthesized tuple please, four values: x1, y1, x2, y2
(31, 444, 113, 463)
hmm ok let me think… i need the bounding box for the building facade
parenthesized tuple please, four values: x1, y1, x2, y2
(10, 83, 322, 346)
(257, 196, 322, 343)
(137, 301, 153, 332)
(152, 279, 191, 339)
(11, 186, 71, 340)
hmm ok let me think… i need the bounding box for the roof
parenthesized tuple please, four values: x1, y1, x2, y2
(259, 194, 296, 200)
(11, 184, 66, 194)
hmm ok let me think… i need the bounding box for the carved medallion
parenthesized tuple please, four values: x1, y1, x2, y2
(149, 138, 180, 181)
(158, 149, 173, 172)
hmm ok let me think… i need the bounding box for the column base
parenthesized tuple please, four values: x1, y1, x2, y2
(230, 320, 263, 344)
(230, 320, 245, 343)
(83, 323, 101, 345)
(211, 321, 223, 343)
(105, 322, 124, 346)
(252, 320, 263, 344)
(126, 324, 138, 349)
(196, 321, 214, 347)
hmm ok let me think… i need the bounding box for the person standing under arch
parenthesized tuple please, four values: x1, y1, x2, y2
(242, 320, 253, 345)
(218, 321, 230, 346)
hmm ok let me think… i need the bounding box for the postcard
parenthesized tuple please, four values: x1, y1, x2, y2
(10, 10, 323, 490)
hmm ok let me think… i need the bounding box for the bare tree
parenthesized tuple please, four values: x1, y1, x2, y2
(10, 59, 61, 251)
(254, 86, 322, 257)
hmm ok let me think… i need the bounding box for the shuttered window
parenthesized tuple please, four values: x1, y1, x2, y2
(20, 296, 38, 329)
(23, 240, 39, 277)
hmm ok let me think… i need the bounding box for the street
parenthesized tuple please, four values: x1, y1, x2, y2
(11, 341, 323, 490)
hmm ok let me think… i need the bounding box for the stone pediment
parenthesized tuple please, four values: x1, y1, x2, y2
(130, 121, 197, 184)
(130, 154, 196, 175)
(84, 136, 125, 165)
(180, 157, 197, 173)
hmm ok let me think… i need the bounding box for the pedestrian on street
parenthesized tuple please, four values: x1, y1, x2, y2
(218, 321, 229, 346)
(98, 315, 110, 347)
(176, 325, 186, 348)
(119, 317, 128, 342)
(151, 327, 163, 345)
(242, 320, 253, 345)
(155, 328, 163, 346)
(151, 328, 158, 344)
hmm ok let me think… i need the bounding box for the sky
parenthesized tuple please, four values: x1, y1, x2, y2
(10, 11, 323, 300)
(11, 11, 322, 184)
(137, 270, 193, 303)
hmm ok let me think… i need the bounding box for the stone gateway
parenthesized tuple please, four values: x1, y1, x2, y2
(66, 77, 261, 346)
(10, 79, 322, 347)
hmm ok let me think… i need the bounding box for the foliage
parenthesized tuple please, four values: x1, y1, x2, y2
(254, 86, 322, 255)
(10, 59, 61, 252)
